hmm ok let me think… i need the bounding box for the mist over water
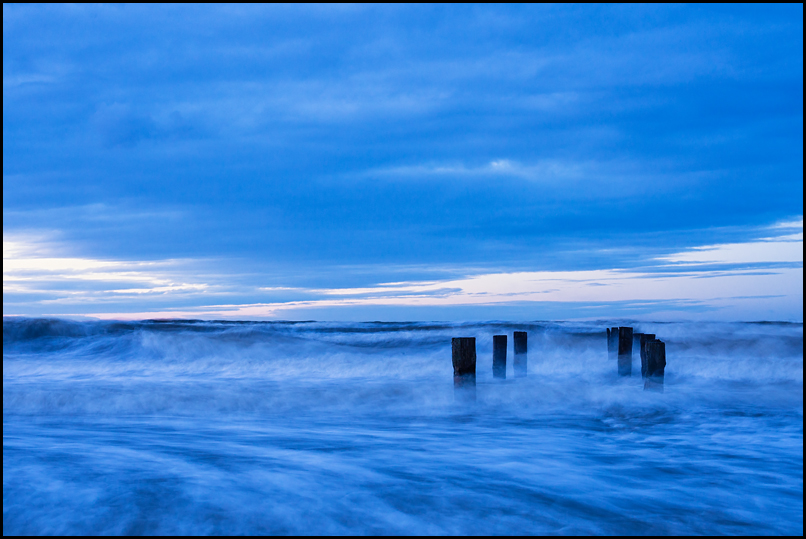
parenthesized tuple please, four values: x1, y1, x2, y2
(3, 318, 803, 535)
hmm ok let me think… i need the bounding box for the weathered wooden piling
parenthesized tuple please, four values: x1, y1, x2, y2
(639, 333, 656, 378)
(513, 331, 527, 378)
(492, 335, 507, 379)
(452, 337, 476, 389)
(617, 326, 633, 376)
(644, 340, 666, 391)
(607, 328, 613, 359)
(632, 332, 644, 357)
(607, 327, 619, 360)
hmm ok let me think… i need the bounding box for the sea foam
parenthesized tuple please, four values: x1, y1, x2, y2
(3, 318, 803, 534)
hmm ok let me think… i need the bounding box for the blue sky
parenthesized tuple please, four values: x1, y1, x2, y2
(3, 4, 803, 321)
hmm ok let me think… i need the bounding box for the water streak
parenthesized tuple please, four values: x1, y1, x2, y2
(3, 318, 803, 534)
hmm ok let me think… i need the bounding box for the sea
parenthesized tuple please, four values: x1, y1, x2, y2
(3, 318, 803, 535)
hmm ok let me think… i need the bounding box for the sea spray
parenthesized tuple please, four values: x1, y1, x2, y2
(3, 318, 803, 534)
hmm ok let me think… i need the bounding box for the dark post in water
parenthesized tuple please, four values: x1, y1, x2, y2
(632, 332, 644, 358)
(492, 335, 507, 379)
(513, 331, 527, 378)
(607, 327, 619, 360)
(607, 328, 611, 358)
(617, 326, 633, 376)
(452, 337, 477, 389)
(644, 340, 666, 391)
(639, 333, 656, 378)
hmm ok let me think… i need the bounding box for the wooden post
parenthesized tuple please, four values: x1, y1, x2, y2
(644, 340, 666, 392)
(607, 328, 613, 359)
(608, 327, 619, 360)
(639, 333, 656, 378)
(513, 331, 527, 378)
(618, 326, 633, 376)
(452, 337, 476, 389)
(492, 335, 507, 379)
(632, 332, 644, 358)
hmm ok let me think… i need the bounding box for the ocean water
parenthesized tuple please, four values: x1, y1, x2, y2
(3, 318, 802, 535)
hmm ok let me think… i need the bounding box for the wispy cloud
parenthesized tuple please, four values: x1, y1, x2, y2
(363, 157, 724, 202)
(3, 5, 801, 321)
(3, 233, 212, 302)
(8, 217, 792, 321)
(656, 220, 803, 266)
(83, 263, 802, 321)
(370, 159, 586, 182)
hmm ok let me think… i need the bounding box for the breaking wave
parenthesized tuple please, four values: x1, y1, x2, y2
(3, 318, 803, 534)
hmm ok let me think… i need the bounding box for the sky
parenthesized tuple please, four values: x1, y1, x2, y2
(3, 4, 803, 321)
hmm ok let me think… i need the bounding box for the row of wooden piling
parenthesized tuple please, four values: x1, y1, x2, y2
(607, 326, 666, 390)
(452, 331, 527, 388)
(452, 327, 666, 391)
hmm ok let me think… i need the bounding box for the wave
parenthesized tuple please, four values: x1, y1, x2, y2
(4, 317, 802, 534)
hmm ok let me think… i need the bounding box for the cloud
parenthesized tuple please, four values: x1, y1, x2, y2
(656, 234, 803, 266)
(5, 217, 792, 321)
(3, 73, 58, 87)
(371, 159, 585, 181)
(3, 233, 212, 302)
(81, 263, 802, 321)
(362, 157, 723, 203)
(3, 5, 802, 321)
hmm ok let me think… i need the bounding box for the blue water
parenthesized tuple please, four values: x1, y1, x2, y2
(3, 318, 803, 535)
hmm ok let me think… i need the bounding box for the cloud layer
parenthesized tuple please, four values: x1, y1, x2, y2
(4, 220, 801, 321)
(3, 5, 803, 320)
